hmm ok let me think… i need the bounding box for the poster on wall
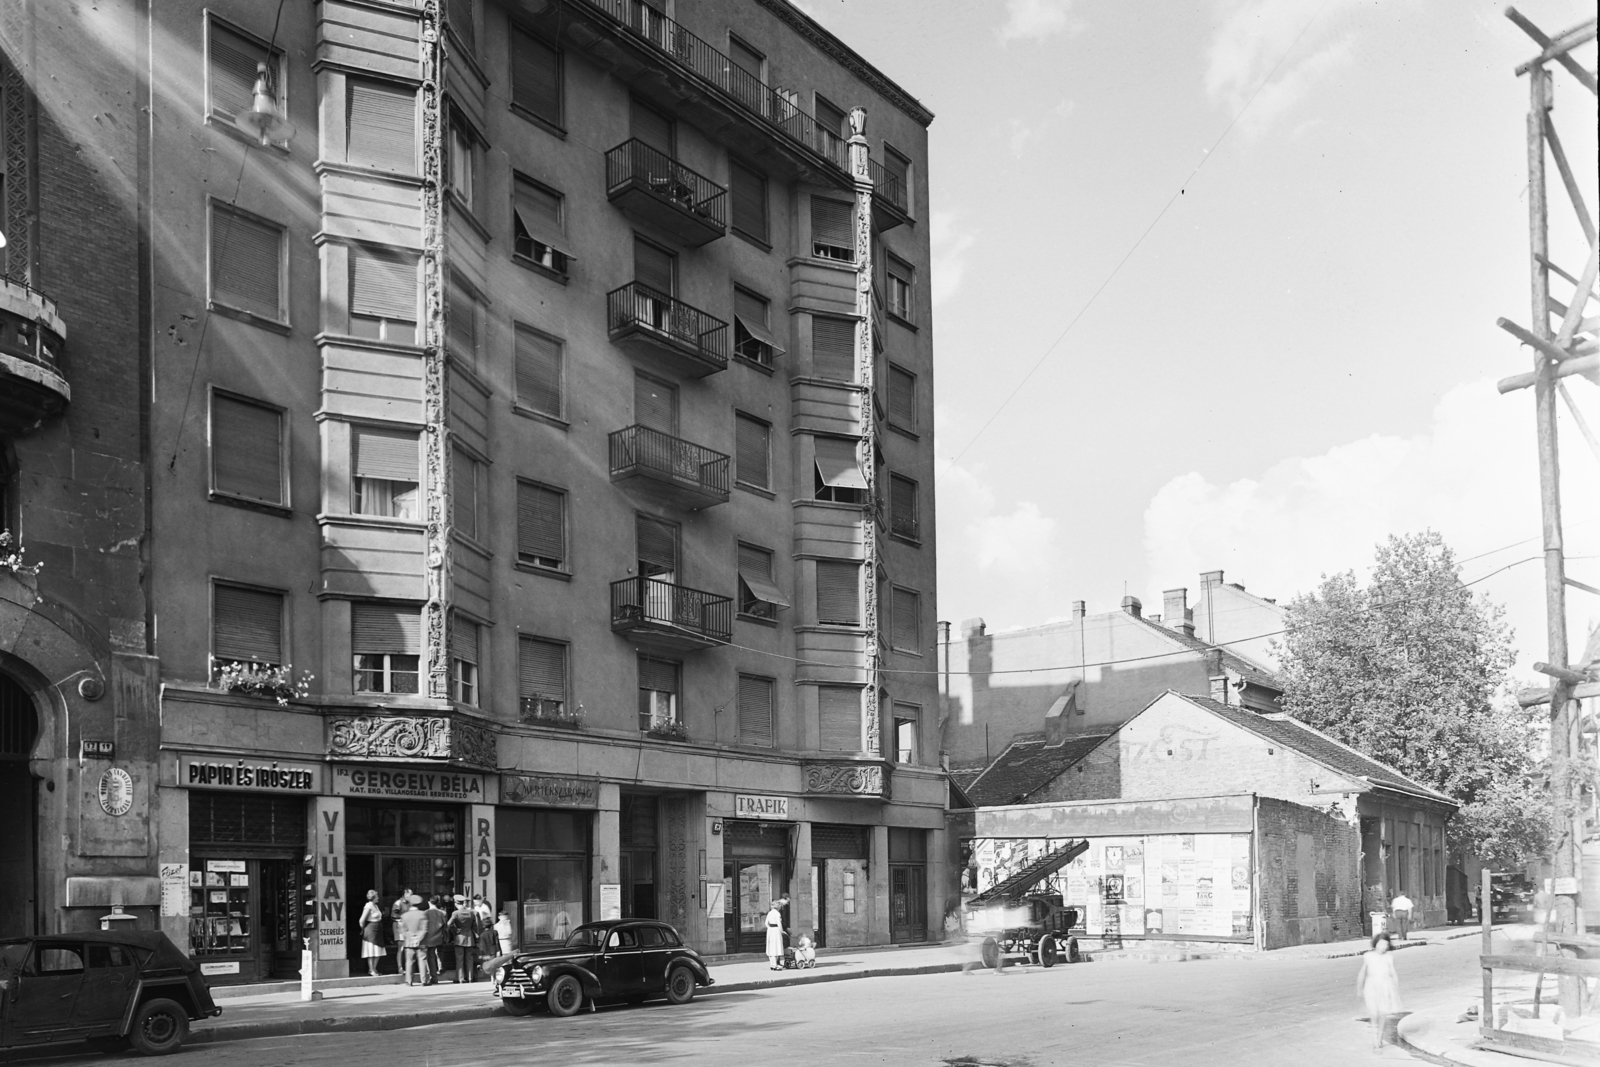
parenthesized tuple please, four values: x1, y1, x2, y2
(160, 864, 189, 918)
(600, 883, 621, 920)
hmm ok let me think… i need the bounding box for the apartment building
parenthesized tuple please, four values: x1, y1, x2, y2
(4, 0, 952, 982)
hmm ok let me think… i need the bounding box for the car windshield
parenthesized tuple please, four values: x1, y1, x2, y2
(0, 942, 30, 981)
(564, 926, 606, 949)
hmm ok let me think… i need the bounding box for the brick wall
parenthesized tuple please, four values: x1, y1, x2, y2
(1256, 796, 1362, 949)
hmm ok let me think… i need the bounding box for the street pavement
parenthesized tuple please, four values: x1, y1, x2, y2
(16, 933, 1488, 1066)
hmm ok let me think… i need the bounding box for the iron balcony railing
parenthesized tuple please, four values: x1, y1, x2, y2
(610, 576, 733, 644)
(576, 0, 848, 173)
(868, 157, 908, 214)
(605, 139, 728, 228)
(609, 424, 730, 498)
(607, 282, 729, 368)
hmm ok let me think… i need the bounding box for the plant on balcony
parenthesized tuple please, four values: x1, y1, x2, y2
(0, 530, 42, 577)
(646, 720, 689, 742)
(216, 660, 314, 707)
(521, 696, 584, 729)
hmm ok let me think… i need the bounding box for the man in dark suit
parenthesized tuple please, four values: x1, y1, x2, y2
(421, 895, 448, 985)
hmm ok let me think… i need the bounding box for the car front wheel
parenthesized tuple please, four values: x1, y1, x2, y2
(502, 997, 535, 1017)
(127, 998, 189, 1055)
(665, 966, 696, 1005)
(547, 974, 583, 1017)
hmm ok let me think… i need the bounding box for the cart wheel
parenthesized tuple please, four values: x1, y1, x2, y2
(1039, 935, 1058, 968)
(980, 936, 1000, 970)
(1067, 937, 1081, 964)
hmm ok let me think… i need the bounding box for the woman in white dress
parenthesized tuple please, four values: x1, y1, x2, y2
(358, 890, 386, 976)
(1356, 932, 1403, 1049)
(764, 896, 788, 970)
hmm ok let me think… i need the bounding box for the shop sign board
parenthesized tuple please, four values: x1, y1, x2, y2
(98, 768, 134, 816)
(735, 794, 790, 820)
(199, 961, 240, 976)
(312, 797, 347, 961)
(332, 765, 484, 801)
(501, 773, 599, 809)
(469, 804, 495, 909)
(179, 754, 322, 793)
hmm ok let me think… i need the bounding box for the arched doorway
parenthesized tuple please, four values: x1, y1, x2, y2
(0, 671, 39, 937)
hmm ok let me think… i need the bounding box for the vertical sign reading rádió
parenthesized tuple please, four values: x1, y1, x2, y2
(311, 797, 346, 961)
(469, 803, 495, 914)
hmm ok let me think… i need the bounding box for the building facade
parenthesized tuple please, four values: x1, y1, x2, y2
(3, 0, 945, 982)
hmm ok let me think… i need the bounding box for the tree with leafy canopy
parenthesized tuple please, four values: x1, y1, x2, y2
(1276, 530, 1547, 870)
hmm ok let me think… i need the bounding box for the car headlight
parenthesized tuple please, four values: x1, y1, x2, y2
(529, 965, 545, 985)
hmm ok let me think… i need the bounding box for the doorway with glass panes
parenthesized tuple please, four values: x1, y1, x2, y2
(619, 793, 659, 920)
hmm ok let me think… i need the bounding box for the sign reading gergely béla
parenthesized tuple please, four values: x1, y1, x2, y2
(332, 765, 484, 801)
(734, 794, 790, 819)
(179, 754, 322, 793)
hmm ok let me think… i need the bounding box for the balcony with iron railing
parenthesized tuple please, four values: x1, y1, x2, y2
(607, 282, 728, 378)
(608, 424, 730, 510)
(610, 576, 733, 651)
(868, 157, 911, 230)
(0, 274, 69, 435)
(605, 139, 727, 246)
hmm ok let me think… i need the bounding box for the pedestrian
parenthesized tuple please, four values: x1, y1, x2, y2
(1355, 932, 1403, 1050)
(390, 888, 412, 969)
(765, 896, 787, 970)
(1390, 892, 1414, 940)
(398, 893, 430, 986)
(448, 894, 479, 983)
(358, 889, 386, 977)
(473, 897, 499, 978)
(472, 893, 493, 927)
(494, 907, 513, 955)
(422, 895, 447, 985)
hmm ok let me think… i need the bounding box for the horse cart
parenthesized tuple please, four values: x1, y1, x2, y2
(965, 838, 1088, 969)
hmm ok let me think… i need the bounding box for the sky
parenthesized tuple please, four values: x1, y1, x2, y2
(794, 0, 1599, 680)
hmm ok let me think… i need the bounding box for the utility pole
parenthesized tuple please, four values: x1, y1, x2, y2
(1495, 6, 1597, 1019)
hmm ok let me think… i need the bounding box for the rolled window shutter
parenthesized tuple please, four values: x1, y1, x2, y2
(449, 0, 475, 52)
(630, 99, 674, 156)
(734, 289, 767, 328)
(818, 686, 860, 752)
(812, 824, 869, 860)
(452, 452, 477, 537)
(814, 437, 867, 490)
(892, 587, 919, 651)
(513, 181, 565, 250)
(889, 365, 916, 427)
(737, 675, 773, 745)
(812, 317, 855, 381)
(737, 543, 771, 579)
(347, 80, 416, 172)
(633, 374, 676, 433)
(815, 561, 860, 625)
(210, 28, 266, 121)
(633, 238, 675, 297)
(351, 250, 418, 322)
(811, 197, 852, 251)
(213, 586, 283, 664)
(352, 426, 418, 481)
(518, 636, 566, 699)
(730, 161, 766, 240)
(451, 615, 478, 664)
(516, 482, 564, 562)
(890, 475, 916, 524)
(446, 276, 477, 359)
(512, 28, 561, 123)
(514, 326, 562, 416)
(212, 395, 283, 504)
(635, 515, 678, 574)
(211, 208, 282, 320)
(351, 602, 420, 655)
(638, 657, 677, 694)
(735, 414, 769, 488)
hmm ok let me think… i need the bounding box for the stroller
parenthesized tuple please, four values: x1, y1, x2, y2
(781, 932, 817, 970)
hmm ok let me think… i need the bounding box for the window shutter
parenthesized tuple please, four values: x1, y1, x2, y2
(630, 98, 674, 156)
(449, 0, 475, 52)
(514, 326, 562, 416)
(213, 585, 283, 664)
(519, 636, 566, 699)
(815, 98, 848, 139)
(351, 426, 418, 481)
(884, 148, 909, 188)
(451, 616, 478, 664)
(738, 543, 788, 609)
(211, 208, 282, 321)
(818, 686, 860, 752)
(814, 437, 868, 490)
(730, 161, 767, 241)
(815, 561, 860, 625)
(633, 374, 676, 434)
(734, 289, 767, 328)
(516, 482, 564, 563)
(351, 250, 417, 322)
(633, 238, 675, 297)
(346, 80, 415, 172)
(812, 317, 855, 381)
(638, 657, 677, 694)
(452, 451, 478, 538)
(738, 675, 773, 746)
(511, 28, 561, 124)
(446, 276, 477, 362)
(635, 515, 678, 574)
(812, 824, 869, 860)
(210, 26, 266, 121)
(811, 197, 852, 252)
(513, 180, 565, 250)
(735, 414, 769, 488)
(212, 395, 284, 504)
(892, 587, 920, 651)
(351, 602, 420, 655)
(890, 475, 917, 530)
(888, 365, 916, 428)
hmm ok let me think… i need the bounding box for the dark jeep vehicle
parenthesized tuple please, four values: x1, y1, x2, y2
(491, 919, 713, 1017)
(0, 931, 221, 1055)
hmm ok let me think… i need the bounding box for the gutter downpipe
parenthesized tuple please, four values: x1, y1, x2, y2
(1252, 793, 1265, 952)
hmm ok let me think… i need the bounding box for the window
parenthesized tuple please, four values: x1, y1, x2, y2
(513, 324, 563, 418)
(634, 236, 676, 298)
(727, 36, 765, 110)
(894, 703, 919, 764)
(630, 97, 674, 157)
(351, 426, 419, 519)
(519, 635, 567, 720)
(516, 481, 566, 570)
(812, 316, 855, 381)
(352, 602, 421, 693)
(734, 413, 770, 490)
(447, 274, 482, 372)
(449, 0, 475, 53)
(346, 79, 415, 172)
(738, 674, 774, 747)
(636, 514, 679, 581)
(452, 448, 481, 541)
(887, 363, 917, 431)
(816, 561, 861, 626)
(210, 204, 285, 323)
(513, 177, 572, 276)
(891, 586, 921, 652)
(350, 248, 418, 343)
(208, 21, 283, 130)
(843, 870, 857, 914)
(511, 26, 562, 128)
(211, 392, 286, 507)
(733, 288, 781, 367)
(637, 657, 679, 730)
(886, 255, 914, 321)
(213, 583, 284, 671)
(633, 372, 677, 434)
(813, 437, 867, 505)
(815, 95, 849, 140)
(889, 473, 919, 541)
(737, 542, 787, 620)
(883, 145, 911, 208)
(449, 119, 478, 210)
(729, 159, 768, 243)
(452, 614, 479, 706)
(811, 197, 853, 262)
(33, 946, 85, 976)
(818, 685, 860, 752)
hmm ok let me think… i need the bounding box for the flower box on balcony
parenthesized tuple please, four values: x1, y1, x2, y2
(216, 661, 314, 707)
(645, 720, 689, 742)
(520, 696, 583, 730)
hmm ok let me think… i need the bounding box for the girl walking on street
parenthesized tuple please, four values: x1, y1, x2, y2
(358, 890, 385, 976)
(1356, 932, 1403, 1050)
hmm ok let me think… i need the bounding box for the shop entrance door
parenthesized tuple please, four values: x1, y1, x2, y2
(0, 673, 38, 939)
(724, 860, 785, 954)
(259, 859, 303, 978)
(810, 863, 826, 948)
(890, 865, 926, 943)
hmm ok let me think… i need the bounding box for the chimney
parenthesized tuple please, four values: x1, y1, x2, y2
(1163, 587, 1194, 637)
(1200, 570, 1224, 588)
(1070, 601, 1086, 621)
(1207, 649, 1228, 703)
(1121, 595, 1142, 618)
(961, 617, 986, 639)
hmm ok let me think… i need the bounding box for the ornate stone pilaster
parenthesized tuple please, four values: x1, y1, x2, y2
(847, 106, 880, 758)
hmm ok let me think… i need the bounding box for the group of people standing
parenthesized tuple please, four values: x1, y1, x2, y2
(357, 890, 511, 986)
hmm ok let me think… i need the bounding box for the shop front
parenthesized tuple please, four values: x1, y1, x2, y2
(723, 797, 793, 953)
(889, 828, 929, 943)
(498, 773, 596, 950)
(809, 823, 869, 948)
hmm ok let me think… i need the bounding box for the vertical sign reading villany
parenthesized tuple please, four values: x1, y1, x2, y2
(312, 797, 346, 961)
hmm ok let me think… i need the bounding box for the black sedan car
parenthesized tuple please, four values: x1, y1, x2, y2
(491, 919, 713, 1017)
(0, 930, 221, 1055)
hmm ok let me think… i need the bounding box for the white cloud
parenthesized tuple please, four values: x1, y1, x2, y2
(1203, 0, 1363, 137)
(1141, 377, 1600, 676)
(929, 211, 977, 305)
(998, 0, 1082, 43)
(937, 463, 1076, 631)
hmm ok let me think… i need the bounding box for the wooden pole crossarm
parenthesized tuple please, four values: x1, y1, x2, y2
(1498, 317, 1579, 362)
(1554, 242, 1600, 346)
(1536, 253, 1600, 300)
(1507, 8, 1600, 93)
(1534, 661, 1587, 684)
(1541, 116, 1596, 249)
(1499, 354, 1600, 393)
(1566, 575, 1600, 598)
(1520, 681, 1600, 706)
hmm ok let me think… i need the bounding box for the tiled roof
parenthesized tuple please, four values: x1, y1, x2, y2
(1181, 695, 1456, 806)
(1130, 615, 1281, 691)
(964, 734, 1110, 807)
(947, 767, 985, 792)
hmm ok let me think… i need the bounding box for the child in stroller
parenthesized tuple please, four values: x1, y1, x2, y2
(782, 932, 817, 969)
